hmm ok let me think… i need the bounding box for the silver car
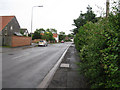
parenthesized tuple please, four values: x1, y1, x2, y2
(38, 40, 48, 47)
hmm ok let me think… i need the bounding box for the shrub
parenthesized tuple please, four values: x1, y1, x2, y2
(64, 39, 72, 42)
(74, 12, 120, 88)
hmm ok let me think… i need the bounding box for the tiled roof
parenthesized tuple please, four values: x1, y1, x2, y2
(53, 33, 58, 38)
(40, 33, 44, 35)
(40, 33, 58, 38)
(0, 16, 15, 31)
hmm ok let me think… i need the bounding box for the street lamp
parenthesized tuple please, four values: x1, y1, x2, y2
(31, 5, 43, 43)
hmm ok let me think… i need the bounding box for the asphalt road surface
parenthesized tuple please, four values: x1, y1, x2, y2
(2, 43, 71, 88)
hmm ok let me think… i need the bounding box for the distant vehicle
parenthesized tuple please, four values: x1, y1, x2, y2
(38, 40, 48, 47)
(61, 40, 64, 43)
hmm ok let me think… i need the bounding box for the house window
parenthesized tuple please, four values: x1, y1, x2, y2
(10, 26, 13, 30)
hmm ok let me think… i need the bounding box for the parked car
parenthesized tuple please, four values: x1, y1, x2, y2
(61, 40, 64, 43)
(38, 40, 48, 47)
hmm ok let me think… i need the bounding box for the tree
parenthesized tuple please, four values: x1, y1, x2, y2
(32, 28, 45, 40)
(42, 30, 55, 42)
(32, 28, 57, 42)
(28, 34, 31, 37)
(36, 28, 45, 33)
(46, 28, 57, 33)
(59, 31, 66, 41)
(85, 5, 97, 22)
(73, 5, 97, 34)
(59, 31, 65, 35)
(32, 32, 41, 40)
(68, 34, 74, 38)
(20, 29, 24, 36)
(51, 29, 57, 33)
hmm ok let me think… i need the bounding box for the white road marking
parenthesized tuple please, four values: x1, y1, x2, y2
(60, 63, 70, 68)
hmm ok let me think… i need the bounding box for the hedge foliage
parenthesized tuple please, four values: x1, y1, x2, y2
(74, 12, 120, 88)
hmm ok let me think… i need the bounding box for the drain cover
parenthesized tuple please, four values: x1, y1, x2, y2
(60, 63, 70, 68)
(8, 54, 14, 55)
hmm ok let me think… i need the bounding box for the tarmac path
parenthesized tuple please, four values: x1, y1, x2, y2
(48, 44, 89, 88)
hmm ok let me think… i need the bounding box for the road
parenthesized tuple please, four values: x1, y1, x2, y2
(2, 43, 71, 88)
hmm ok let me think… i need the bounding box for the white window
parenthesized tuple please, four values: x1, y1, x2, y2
(10, 26, 13, 30)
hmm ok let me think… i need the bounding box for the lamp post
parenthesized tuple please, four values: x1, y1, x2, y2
(31, 5, 43, 44)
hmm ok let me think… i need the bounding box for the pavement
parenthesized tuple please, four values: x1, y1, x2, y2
(48, 44, 89, 88)
(1, 43, 38, 53)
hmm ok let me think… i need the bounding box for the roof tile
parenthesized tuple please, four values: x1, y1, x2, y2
(0, 16, 15, 31)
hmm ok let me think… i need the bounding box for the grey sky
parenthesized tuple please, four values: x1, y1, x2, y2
(0, 0, 115, 34)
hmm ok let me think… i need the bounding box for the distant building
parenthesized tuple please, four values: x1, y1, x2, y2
(20, 28, 29, 36)
(40, 32, 59, 42)
(65, 36, 69, 40)
(53, 33, 59, 43)
(40, 33, 44, 36)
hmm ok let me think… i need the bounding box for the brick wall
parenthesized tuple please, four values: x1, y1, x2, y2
(11, 36, 31, 47)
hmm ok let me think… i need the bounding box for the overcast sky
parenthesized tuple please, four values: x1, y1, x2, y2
(0, 0, 116, 34)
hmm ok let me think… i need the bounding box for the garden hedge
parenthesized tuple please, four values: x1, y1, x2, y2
(74, 12, 120, 88)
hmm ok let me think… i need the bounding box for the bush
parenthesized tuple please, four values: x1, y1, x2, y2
(74, 12, 120, 88)
(64, 39, 72, 42)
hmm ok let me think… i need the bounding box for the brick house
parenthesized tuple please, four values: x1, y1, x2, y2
(53, 33, 59, 42)
(0, 16, 31, 47)
(0, 16, 21, 46)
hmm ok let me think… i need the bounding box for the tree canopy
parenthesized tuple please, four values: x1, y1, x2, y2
(42, 31, 55, 42)
(73, 5, 97, 34)
(59, 31, 66, 41)
(32, 28, 56, 42)
(32, 29, 43, 40)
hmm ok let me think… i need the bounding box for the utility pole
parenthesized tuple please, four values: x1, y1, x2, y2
(106, 0, 110, 17)
(118, 0, 120, 13)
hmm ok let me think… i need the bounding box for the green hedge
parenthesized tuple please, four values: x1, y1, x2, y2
(74, 13, 120, 88)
